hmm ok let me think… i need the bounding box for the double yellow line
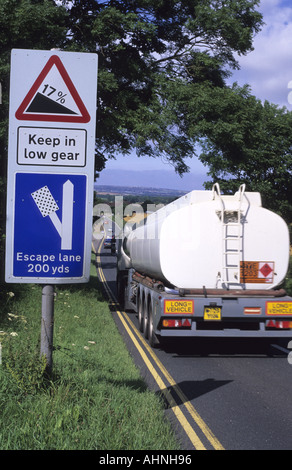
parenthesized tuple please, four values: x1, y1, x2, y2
(94, 240, 225, 451)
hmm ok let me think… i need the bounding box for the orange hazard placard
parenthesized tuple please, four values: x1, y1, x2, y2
(240, 261, 274, 284)
(164, 300, 194, 315)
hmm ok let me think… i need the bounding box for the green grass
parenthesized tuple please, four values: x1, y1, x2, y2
(0, 255, 179, 450)
(284, 255, 292, 296)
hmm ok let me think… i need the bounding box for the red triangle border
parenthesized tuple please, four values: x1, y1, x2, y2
(15, 55, 90, 123)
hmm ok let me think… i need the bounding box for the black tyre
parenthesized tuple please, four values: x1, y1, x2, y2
(147, 302, 159, 348)
(138, 294, 144, 332)
(117, 272, 126, 309)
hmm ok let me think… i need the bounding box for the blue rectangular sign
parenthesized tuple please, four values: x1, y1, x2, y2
(12, 172, 87, 280)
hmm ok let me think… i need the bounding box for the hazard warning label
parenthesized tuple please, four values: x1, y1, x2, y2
(240, 261, 274, 284)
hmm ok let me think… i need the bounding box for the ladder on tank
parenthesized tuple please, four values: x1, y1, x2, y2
(213, 183, 246, 288)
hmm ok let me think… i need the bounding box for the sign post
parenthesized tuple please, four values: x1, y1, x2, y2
(5, 49, 98, 373)
(41, 285, 55, 375)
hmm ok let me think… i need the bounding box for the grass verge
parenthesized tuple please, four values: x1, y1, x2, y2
(0, 254, 179, 450)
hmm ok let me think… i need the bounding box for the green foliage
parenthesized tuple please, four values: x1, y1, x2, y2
(0, 260, 179, 450)
(61, 0, 263, 172)
(0, 283, 49, 395)
(0, 0, 291, 278)
(284, 254, 292, 296)
(5, 344, 48, 395)
(196, 86, 292, 221)
(0, 0, 68, 279)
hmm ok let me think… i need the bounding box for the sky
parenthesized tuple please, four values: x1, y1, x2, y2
(96, 0, 292, 191)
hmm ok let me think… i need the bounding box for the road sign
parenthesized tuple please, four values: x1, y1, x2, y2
(15, 54, 90, 123)
(12, 173, 86, 279)
(17, 127, 87, 167)
(6, 49, 98, 283)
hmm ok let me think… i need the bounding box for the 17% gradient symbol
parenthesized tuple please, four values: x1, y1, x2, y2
(41, 84, 67, 104)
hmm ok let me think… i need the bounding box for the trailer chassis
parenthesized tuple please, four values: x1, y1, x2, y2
(117, 269, 292, 347)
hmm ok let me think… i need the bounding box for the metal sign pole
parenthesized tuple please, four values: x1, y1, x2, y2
(40, 284, 55, 375)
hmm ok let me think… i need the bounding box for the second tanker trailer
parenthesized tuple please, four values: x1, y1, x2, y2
(117, 183, 292, 346)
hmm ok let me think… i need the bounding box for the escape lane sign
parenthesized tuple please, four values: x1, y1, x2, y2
(13, 173, 86, 278)
(5, 49, 98, 283)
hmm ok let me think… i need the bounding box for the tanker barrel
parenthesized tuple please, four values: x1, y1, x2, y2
(122, 184, 290, 291)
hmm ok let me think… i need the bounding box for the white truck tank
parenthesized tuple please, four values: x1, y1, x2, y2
(121, 184, 290, 290)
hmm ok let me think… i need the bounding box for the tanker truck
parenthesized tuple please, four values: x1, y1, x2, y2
(117, 183, 292, 347)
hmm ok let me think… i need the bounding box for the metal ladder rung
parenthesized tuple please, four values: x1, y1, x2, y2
(212, 183, 245, 287)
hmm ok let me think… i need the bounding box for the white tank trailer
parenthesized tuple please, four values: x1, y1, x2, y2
(117, 184, 292, 346)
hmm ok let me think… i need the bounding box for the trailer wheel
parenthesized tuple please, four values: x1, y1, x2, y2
(148, 303, 159, 348)
(143, 299, 149, 339)
(117, 272, 126, 309)
(138, 294, 144, 332)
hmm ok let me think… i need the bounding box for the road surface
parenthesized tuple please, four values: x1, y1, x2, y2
(92, 233, 292, 451)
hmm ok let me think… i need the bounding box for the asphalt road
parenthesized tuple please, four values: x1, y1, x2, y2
(93, 234, 292, 451)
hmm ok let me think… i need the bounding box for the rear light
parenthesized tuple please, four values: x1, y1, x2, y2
(266, 320, 292, 330)
(162, 319, 181, 328)
(162, 319, 191, 328)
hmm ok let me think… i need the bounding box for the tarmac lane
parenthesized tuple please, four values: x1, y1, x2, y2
(93, 236, 292, 451)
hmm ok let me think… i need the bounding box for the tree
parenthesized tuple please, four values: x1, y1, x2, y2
(62, 0, 263, 174)
(63, 1, 292, 221)
(0, 0, 264, 174)
(0, 0, 68, 277)
(0, 0, 268, 277)
(189, 84, 292, 221)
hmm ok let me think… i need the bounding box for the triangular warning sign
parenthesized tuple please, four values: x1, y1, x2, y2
(15, 55, 90, 123)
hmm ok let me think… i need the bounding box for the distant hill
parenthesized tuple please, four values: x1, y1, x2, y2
(95, 169, 209, 195)
(94, 184, 185, 197)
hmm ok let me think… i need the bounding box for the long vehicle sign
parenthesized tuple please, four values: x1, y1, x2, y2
(164, 300, 194, 314)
